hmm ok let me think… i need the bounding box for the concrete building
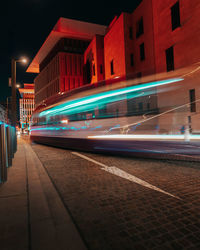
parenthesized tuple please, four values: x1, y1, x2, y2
(27, 18, 107, 107)
(18, 84, 35, 130)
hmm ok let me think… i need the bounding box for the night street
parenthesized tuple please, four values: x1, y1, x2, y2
(1, 1, 200, 249)
(30, 138, 200, 250)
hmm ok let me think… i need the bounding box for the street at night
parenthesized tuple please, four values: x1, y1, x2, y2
(2, 136, 200, 249)
(1, 0, 200, 249)
(30, 140, 200, 250)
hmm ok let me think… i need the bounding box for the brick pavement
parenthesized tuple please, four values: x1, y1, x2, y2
(32, 142, 200, 250)
(0, 138, 87, 250)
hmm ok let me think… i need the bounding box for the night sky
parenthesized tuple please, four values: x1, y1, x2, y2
(0, 0, 141, 103)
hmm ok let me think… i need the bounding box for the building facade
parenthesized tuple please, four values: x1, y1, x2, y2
(27, 18, 107, 107)
(19, 84, 35, 130)
(27, 0, 200, 132)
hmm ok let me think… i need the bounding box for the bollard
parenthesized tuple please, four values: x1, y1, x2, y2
(12, 127, 17, 154)
(6, 126, 12, 167)
(0, 124, 8, 183)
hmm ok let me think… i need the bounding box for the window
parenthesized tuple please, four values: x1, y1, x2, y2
(93, 64, 95, 76)
(130, 53, 134, 67)
(171, 1, 181, 31)
(189, 89, 196, 112)
(165, 46, 174, 71)
(100, 64, 103, 74)
(136, 17, 144, 38)
(138, 102, 143, 112)
(110, 60, 114, 75)
(129, 27, 133, 40)
(140, 43, 145, 61)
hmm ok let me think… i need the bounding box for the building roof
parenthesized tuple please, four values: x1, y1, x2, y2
(19, 84, 34, 95)
(27, 17, 107, 73)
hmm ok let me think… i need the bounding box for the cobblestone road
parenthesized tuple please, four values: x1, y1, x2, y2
(31, 142, 200, 250)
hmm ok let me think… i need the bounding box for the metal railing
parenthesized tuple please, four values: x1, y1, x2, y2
(0, 123, 17, 183)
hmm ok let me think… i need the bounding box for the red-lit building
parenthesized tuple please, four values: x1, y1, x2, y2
(19, 84, 35, 130)
(27, 0, 200, 117)
(27, 18, 107, 107)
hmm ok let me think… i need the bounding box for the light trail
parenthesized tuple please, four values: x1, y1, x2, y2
(39, 78, 183, 117)
(88, 134, 200, 140)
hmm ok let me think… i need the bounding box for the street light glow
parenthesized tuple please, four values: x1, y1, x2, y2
(21, 58, 27, 64)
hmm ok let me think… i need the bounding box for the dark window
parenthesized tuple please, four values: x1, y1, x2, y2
(138, 102, 143, 112)
(171, 1, 181, 31)
(136, 17, 144, 38)
(189, 89, 196, 112)
(110, 60, 114, 75)
(130, 53, 134, 67)
(129, 27, 133, 39)
(165, 46, 174, 71)
(100, 64, 103, 74)
(140, 43, 145, 61)
(93, 64, 95, 76)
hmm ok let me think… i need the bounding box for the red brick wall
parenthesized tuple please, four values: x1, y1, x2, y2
(152, 0, 200, 73)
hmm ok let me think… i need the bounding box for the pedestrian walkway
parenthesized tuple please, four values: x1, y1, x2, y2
(0, 138, 87, 250)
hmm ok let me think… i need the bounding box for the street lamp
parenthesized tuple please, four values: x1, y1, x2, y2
(11, 58, 27, 126)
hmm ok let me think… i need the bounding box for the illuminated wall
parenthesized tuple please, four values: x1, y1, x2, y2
(34, 38, 89, 106)
(104, 0, 156, 80)
(84, 35, 105, 84)
(128, 0, 156, 77)
(60, 52, 84, 91)
(152, 0, 200, 73)
(104, 14, 127, 79)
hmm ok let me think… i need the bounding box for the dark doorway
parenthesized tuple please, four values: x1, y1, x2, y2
(85, 59, 91, 84)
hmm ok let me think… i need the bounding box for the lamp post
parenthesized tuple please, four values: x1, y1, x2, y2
(11, 58, 27, 126)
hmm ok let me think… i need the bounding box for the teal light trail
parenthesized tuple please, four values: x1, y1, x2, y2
(38, 78, 183, 118)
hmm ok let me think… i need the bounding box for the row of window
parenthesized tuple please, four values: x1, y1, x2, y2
(110, 43, 145, 75)
(129, 17, 144, 40)
(129, 1, 181, 41)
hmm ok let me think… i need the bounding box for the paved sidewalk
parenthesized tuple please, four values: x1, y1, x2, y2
(0, 138, 87, 250)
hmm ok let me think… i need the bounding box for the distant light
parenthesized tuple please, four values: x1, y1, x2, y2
(16, 84, 20, 88)
(21, 58, 27, 64)
(60, 119, 68, 124)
